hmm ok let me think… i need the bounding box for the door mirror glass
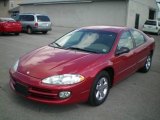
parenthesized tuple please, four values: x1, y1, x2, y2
(116, 47, 130, 55)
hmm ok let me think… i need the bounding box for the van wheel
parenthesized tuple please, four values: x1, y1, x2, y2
(42, 31, 48, 34)
(27, 27, 32, 34)
(139, 54, 152, 73)
(157, 30, 160, 35)
(88, 71, 110, 106)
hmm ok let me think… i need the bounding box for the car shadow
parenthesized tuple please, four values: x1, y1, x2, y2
(0, 33, 19, 36)
(21, 31, 49, 35)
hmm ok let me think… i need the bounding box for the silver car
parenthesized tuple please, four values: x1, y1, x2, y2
(17, 13, 52, 34)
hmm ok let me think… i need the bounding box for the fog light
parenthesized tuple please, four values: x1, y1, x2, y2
(59, 91, 71, 99)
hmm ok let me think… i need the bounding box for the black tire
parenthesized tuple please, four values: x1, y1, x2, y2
(42, 31, 48, 34)
(157, 30, 160, 36)
(88, 71, 110, 106)
(139, 54, 152, 73)
(15, 33, 19, 35)
(27, 27, 32, 34)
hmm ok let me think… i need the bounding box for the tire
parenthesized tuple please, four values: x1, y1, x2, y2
(158, 30, 160, 36)
(27, 27, 32, 34)
(42, 31, 48, 34)
(15, 33, 19, 35)
(88, 71, 110, 106)
(139, 54, 152, 73)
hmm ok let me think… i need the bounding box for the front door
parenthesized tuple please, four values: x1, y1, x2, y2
(113, 31, 136, 83)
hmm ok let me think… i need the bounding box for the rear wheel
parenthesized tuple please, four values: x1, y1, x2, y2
(88, 71, 110, 106)
(157, 30, 160, 35)
(42, 31, 48, 34)
(139, 54, 152, 73)
(27, 27, 32, 34)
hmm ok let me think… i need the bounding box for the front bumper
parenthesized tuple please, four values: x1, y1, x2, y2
(9, 70, 90, 105)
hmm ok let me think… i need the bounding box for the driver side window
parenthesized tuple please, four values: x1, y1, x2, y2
(117, 31, 134, 50)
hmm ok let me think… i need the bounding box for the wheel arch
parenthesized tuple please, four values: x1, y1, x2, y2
(100, 66, 115, 88)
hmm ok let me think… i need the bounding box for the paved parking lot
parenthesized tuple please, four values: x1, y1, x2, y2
(0, 27, 160, 120)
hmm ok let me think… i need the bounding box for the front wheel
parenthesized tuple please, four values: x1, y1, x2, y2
(14, 33, 19, 35)
(88, 71, 110, 106)
(139, 54, 152, 73)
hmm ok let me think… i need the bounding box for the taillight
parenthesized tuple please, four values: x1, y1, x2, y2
(35, 22, 38, 27)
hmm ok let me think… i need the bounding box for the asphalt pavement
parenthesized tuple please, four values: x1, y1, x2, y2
(0, 27, 160, 120)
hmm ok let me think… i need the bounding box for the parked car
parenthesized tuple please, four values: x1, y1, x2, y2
(0, 18, 22, 35)
(142, 19, 160, 35)
(16, 13, 52, 34)
(9, 26, 155, 106)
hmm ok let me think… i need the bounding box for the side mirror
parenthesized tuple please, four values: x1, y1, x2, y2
(116, 47, 130, 55)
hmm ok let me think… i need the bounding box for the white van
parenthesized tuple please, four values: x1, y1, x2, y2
(142, 20, 160, 35)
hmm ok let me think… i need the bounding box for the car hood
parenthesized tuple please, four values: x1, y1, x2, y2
(18, 46, 102, 79)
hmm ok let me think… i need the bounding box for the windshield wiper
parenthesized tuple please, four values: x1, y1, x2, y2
(67, 47, 99, 54)
(49, 42, 61, 48)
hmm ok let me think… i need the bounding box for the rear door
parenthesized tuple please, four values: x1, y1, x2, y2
(19, 15, 35, 30)
(130, 29, 150, 69)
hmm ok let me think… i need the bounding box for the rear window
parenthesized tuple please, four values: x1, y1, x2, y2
(37, 16, 50, 22)
(19, 15, 34, 21)
(144, 20, 157, 26)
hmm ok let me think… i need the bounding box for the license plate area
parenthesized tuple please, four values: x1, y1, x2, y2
(14, 83, 28, 96)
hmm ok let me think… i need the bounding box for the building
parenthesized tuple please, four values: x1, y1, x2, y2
(0, 0, 9, 17)
(19, 0, 158, 29)
(0, 0, 22, 17)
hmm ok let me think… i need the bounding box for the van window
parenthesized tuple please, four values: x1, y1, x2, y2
(144, 20, 156, 26)
(37, 16, 50, 22)
(19, 15, 34, 21)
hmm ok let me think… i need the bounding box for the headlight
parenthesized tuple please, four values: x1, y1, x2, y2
(13, 60, 19, 72)
(42, 74, 84, 85)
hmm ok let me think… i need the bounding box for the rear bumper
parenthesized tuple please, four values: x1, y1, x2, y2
(142, 28, 158, 33)
(9, 69, 90, 105)
(32, 27, 52, 32)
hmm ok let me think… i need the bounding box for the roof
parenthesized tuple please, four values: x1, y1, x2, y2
(20, 0, 125, 5)
(80, 26, 128, 33)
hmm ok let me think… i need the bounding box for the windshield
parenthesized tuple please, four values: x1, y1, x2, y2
(145, 20, 157, 26)
(50, 30, 117, 54)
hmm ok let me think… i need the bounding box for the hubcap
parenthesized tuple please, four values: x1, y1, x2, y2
(145, 56, 151, 70)
(95, 77, 108, 101)
(28, 28, 31, 34)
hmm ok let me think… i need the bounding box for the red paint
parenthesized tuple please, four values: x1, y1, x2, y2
(0, 20, 22, 33)
(9, 26, 155, 105)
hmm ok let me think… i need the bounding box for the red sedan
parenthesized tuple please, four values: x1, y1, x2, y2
(9, 26, 155, 106)
(0, 18, 22, 35)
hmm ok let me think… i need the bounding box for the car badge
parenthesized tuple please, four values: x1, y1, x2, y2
(26, 71, 30, 75)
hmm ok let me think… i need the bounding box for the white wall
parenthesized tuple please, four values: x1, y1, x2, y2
(20, 1, 127, 27)
(127, 0, 158, 29)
